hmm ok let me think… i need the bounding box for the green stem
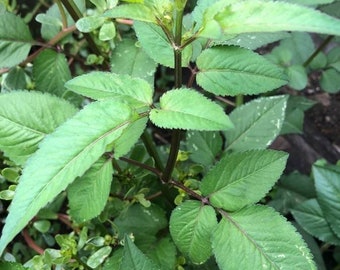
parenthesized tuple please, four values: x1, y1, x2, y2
(56, 0, 68, 29)
(303, 35, 334, 67)
(162, 4, 185, 183)
(235, 94, 244, 107)
(141, 131, 165, 171)
(58, 0, 102, 56)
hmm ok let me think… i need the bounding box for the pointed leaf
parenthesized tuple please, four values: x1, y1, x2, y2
(169, 200, 217, 264)
(200, 150, 288, 211)
(0, 12, 33, 68)
(213, 205, 316, 270)
(186, 131, 223, 166)
(143, 237, 177, 270)
(2, 67, 26, 91)
(87, 246, 112, 269)
(149, 88, 233, 131)
(0, 100, 138, 255)
(103, 3, 156, 23)
(120, 235, 159, 270)
(112, 117, 147, 158)
(0, 91, 78, 165)
(65, 71, 153, 106)
(224, 96, 288, 151)
(196, 46, 287, 96)
(313, 164, 340, 237)
(201, 0, 340, 38)
(292, 199, 340, 245)
(68, 158, 114, 223)
(110, 38, 157, 85)
(115, 204, 167, 239)
(134, 21, 192, 68)
(33, 49, 72, 97)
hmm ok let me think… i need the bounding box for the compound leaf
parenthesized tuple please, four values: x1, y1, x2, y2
(0, 100, 139, 255)
(200, 150, 288, 211)
(0, 12, 33, 68)
(68, 158, 114, 223)
(149, 88, 233, 131)
(213, 205, 316, 270)
(169, 200, 217, 264)
(0, 91, 77, 165)
(313, 164, 340, 237)
(65, 71, 153, 107)
(196, 46, 287, 96)
(224, 95, 288, 151)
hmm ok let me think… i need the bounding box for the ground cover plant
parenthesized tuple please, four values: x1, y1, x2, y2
(0, 0, 340, 269)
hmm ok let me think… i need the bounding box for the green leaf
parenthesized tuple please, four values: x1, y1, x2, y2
(0, 261, 28, 270)
(320, 68, 340, 93)
(134, 21, 192, 68)
(40, 0, 85, 41)
(2, 67, 26, 91)
(114, 204, 167, 239)
(213, 205, 316, 270)
(186, 131, 222, 167)
(280, 95, 315, 134)
(67, 158, 113, 223)
(103, 3, 156, 23)
(0, 91, 78, 165)
(76, 16, 105, 32)
(201, 0, 340, 38)
(87, 246, 112, 269)
(287, 65, 308, 90)
(0, 12, 33, 68)
(0, 99, 137, 255)
(110, 38, 157, 85)
(33, 49, 72, 97)
(65, 71, 153, 107)
(99, 21, 116, 41)
(313, 164, 340, 237)
(143, 237, 177, 270)
(200, 150, 288, 211)
(219, 32, 290, 50)
(120, 235, 159, 270)
(103, 248, 123, 270)
(292, 199, 340, 245)
(269, 172, 316, 215)
(196, 46, 287, 96)
(225, 96, 288, 151)
(149, 88, 233, 131)
(169, 200, 217, 264)
(111, 117, 147, 158)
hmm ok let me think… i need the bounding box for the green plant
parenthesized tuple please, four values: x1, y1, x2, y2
(1, 0, 340, 269)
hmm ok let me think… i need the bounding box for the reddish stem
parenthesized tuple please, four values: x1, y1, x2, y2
(22, 229, 44, 255)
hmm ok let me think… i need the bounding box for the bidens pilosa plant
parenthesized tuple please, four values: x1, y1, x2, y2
(1, 0, 340, 269)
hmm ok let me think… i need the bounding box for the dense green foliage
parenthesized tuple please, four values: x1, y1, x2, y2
(1, 0, 340, 269)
